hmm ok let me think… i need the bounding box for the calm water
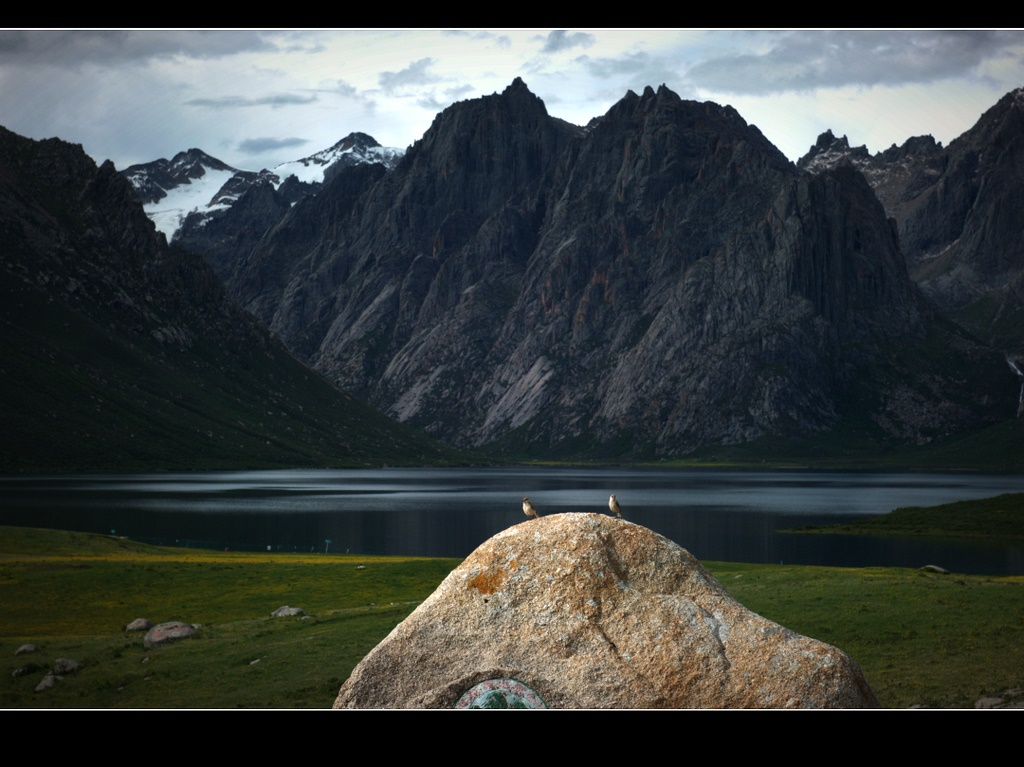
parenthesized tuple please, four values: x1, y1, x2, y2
(1, 468, 1022, 574)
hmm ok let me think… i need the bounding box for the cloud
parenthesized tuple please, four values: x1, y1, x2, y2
(412, 83, 477, 113)
(330, 80, 360, 98)
(237, 137, 309, 154)
(688, 30, 1023, 95)
(539, 30, 596, 54)
(379, 58, 439, 93)
(574, 52, 692, 100)
(440, 30, 512, 49)
(444, 84, 476, 100)
(416, 95, 447, 111)
(0, 30, 275, 66)
(185, 94, 317, 109)
(582, 51, 678, 81)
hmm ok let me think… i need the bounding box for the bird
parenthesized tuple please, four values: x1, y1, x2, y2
(522, 497, 540, 521)
(608, 493, 622, 519)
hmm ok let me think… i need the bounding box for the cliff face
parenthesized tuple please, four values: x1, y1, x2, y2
(190, 81, 1010, 457)
(0, 126, 454, 471)
(905, 89, 1024, 318)
(798, 88, 1024, 352)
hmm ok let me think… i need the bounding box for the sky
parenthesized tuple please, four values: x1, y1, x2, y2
(1, 29, 1022, 172)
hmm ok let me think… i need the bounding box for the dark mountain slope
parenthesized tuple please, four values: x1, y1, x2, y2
(0, 126, 459, 471)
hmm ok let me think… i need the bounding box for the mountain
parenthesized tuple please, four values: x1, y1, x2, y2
(121, 133, 403, 243)
(798, 88, 1024, 351)
(0, 125, 459, 472)
(271, 132, 402, 185)
(194, 79, 1013, 459)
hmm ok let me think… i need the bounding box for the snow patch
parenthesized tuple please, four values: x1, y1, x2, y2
(143, 167, 236, 240)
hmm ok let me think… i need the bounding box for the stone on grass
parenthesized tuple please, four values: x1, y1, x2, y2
(12, 662, 45, 678)
(125, 618, 153, 632)
(36, 673, 58, 692)
(15, 643, 36, 655)
(53, 658, 81, 675)
(271, 606, 306, 617)
(335, 513, 879, 709)
(143, 621, 198, 649)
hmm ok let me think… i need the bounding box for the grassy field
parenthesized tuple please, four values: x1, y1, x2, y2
(789, 492, 1024, 539)
(2, 525, 1021, 709)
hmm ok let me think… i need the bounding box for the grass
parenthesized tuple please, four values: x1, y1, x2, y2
(2, 525, 1021, 709)
(0, 528, 459, 709)
(790, 492, 1024, 538)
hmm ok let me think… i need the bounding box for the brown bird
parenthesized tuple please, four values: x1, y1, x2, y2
(609, 493, 622, 519)
(522, 497, 540, 521)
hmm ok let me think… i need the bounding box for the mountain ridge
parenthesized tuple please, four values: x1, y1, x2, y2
(191, 80, 1012, 458)
(797, 87, 1024, 352)
(121, 133, 404, 242)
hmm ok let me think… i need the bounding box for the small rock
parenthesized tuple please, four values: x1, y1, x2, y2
(14, 643, 36, 655)
(125, 618, 153, 632)
(143, 621, 198, 649)
(271, 606, 306, 618)
(920, 565, 949, 574)
(976, 696, 1005, 708)
(35, 673, 59, 692)
(53, 658, 81, 675)
(12, 662, 45, 678)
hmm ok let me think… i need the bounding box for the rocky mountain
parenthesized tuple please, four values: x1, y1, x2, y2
(0, 125, 457, 471)
(798, 88, 1024, 351)
(194, 79, 1012, 459)
(121, 133, 403, 244)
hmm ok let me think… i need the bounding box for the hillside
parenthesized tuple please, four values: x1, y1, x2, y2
(0, 126, 461, 472)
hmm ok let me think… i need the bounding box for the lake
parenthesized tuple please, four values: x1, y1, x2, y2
(1, 467, 1022, 574)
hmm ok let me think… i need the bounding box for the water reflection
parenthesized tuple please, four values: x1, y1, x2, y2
(1, 468, 1022, 574)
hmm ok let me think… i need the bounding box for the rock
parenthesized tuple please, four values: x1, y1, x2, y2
(270, 606, 306, 617)
(14, 643, 36, 655)
(125, 618, 153, 632)
(52, 658, 81, 675)
(35, 673, 59, 691)
(334, 513, 879, 709)
(976, 688, 1024, 709)
(143, 621, 198, 649)
(975, 696, 1005, 708)
(921, 564, 949, 574)
(12, 662, 45, 678)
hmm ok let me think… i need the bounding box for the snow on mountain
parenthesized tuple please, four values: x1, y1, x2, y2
(143, 165, 239, 240)
(122, 134, 403, 241)
(271, 132, 402, 186)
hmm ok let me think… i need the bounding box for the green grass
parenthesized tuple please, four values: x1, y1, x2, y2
(791, 492, 1024, 538)
(0, 528, 459, 708)
(2, 525, 1021, 709)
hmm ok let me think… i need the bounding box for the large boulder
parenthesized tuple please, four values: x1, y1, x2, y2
(335, 513, 878, 709)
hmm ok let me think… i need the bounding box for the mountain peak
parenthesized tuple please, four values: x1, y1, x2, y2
(497, 77, 547, 115)
(504, 76, 529, 93)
